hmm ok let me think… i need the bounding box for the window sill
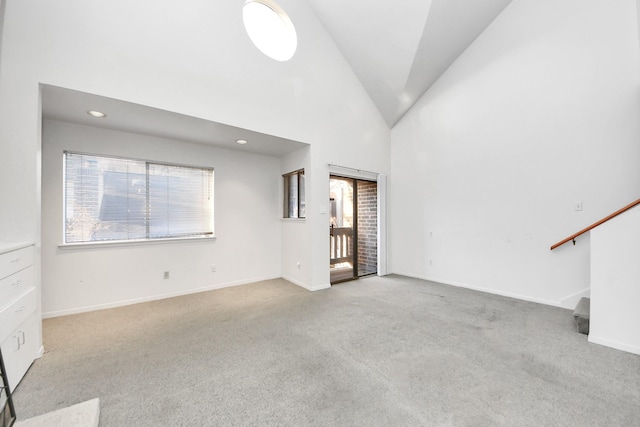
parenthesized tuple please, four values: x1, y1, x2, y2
(281, 218, 306, 222)
(58, 235, 216, 249)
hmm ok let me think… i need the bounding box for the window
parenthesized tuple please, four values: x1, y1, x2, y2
(243, 0, 297, 62)
(64, 152, 214, 243)
(283, 169, 305, 218)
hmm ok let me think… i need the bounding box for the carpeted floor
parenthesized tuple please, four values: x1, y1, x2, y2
(15, 398, 99, 427)
(12, 275, 640, 426)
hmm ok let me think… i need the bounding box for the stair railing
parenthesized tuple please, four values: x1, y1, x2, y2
(330, 226, 353, 265)
(550, 198, 640, 250)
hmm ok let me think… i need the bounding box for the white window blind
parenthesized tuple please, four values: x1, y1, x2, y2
(64, 152, 214, 243)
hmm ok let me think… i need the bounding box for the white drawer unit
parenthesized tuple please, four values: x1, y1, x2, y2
(0, 245, 33, 282)
(0, 287, 37, 344)
(0, 242, 38, 390)
(0, 266, 33, 311)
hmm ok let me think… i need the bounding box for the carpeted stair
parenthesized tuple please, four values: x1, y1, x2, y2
(573, 297, 590, 335)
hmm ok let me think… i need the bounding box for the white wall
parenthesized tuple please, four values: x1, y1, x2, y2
(590, 206, 640, 355)
(0, 0, 390, 295)
(390, 0, 640, 307)
(41, 119, 282, 316)
(280, 146, 314, 289)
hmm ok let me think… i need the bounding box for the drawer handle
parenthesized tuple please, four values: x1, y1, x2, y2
(15, 305, 25, 313)
(11, 279, 22, 287)
(13, 332, 22, 350)
(11, 257, 21, 264)
(20, 330, 26, 345)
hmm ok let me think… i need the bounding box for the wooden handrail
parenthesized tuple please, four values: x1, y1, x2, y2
(550, 198, 640, 250)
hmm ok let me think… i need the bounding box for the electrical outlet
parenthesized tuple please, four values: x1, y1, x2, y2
(210, 264, 216, 273)
(297, 262, 301, 269)
(163, 271, 170, 279)
(574, 201, 583, 211)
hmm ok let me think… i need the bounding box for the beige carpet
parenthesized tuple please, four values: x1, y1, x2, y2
(11, 276, 640, 426)
(15, 398, 99, 427)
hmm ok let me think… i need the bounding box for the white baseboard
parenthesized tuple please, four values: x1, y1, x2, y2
(589, 335, 640, 356)
(559, 287, 590, 309)
(283, 275, 331, 291)
(42, 274, 281, 318)
(392, 271, 563, 308)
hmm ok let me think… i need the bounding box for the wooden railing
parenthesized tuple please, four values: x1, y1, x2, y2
(550, 198, 640, 250)
(330, 226, 353, 264)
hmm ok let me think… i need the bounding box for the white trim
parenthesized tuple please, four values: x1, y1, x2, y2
(58, 235, 216, 249)
(377, 174, 387, 276)
(588, 335, 640, 356)
(328, 164, 378, 181)
(0, 241, 34, 254)
(327, 166, 387, 280)
(559, 287, 590, 309)
(393, 271, 563, 307)
(42, 274, 280, 318)
(283, 275, 331, 291)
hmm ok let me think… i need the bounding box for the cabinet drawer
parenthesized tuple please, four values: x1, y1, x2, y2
(0, 266, 33, 312)
(0, 287, 36, 343)
(0, 246, 34, 280)
(1, 312, 39, 390)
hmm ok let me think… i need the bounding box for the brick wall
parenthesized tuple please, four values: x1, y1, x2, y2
(357, 180, 377, 275)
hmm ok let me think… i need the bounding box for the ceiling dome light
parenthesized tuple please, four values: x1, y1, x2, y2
(235, 139, 248, 145)
(87, 110, 107, 118)
(243, 0, 297, 61)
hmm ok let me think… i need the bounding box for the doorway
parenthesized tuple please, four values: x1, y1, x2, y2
(329, 176, 378, 284)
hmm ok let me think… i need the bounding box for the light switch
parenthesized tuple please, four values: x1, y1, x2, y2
(575, 201, 583, 211)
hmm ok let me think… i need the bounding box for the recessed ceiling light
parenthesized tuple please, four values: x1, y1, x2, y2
(87, 110, 107, 118)
(235, 139, 248, 145)
(243, 0, 297, 62)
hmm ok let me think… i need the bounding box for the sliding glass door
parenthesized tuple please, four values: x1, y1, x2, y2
(329, 176, 377, 284)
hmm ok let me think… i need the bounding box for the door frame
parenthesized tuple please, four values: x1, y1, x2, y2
(328, 165, 387, 280)
(330, 175, 359, 282)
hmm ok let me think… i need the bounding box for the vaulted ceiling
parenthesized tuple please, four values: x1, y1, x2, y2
(307, 0, 514, 126)
(41, 0, 515, 155)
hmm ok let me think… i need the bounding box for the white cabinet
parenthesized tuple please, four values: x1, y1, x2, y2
(0, 243, 38, 390)
(1, 312, 39, 390)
